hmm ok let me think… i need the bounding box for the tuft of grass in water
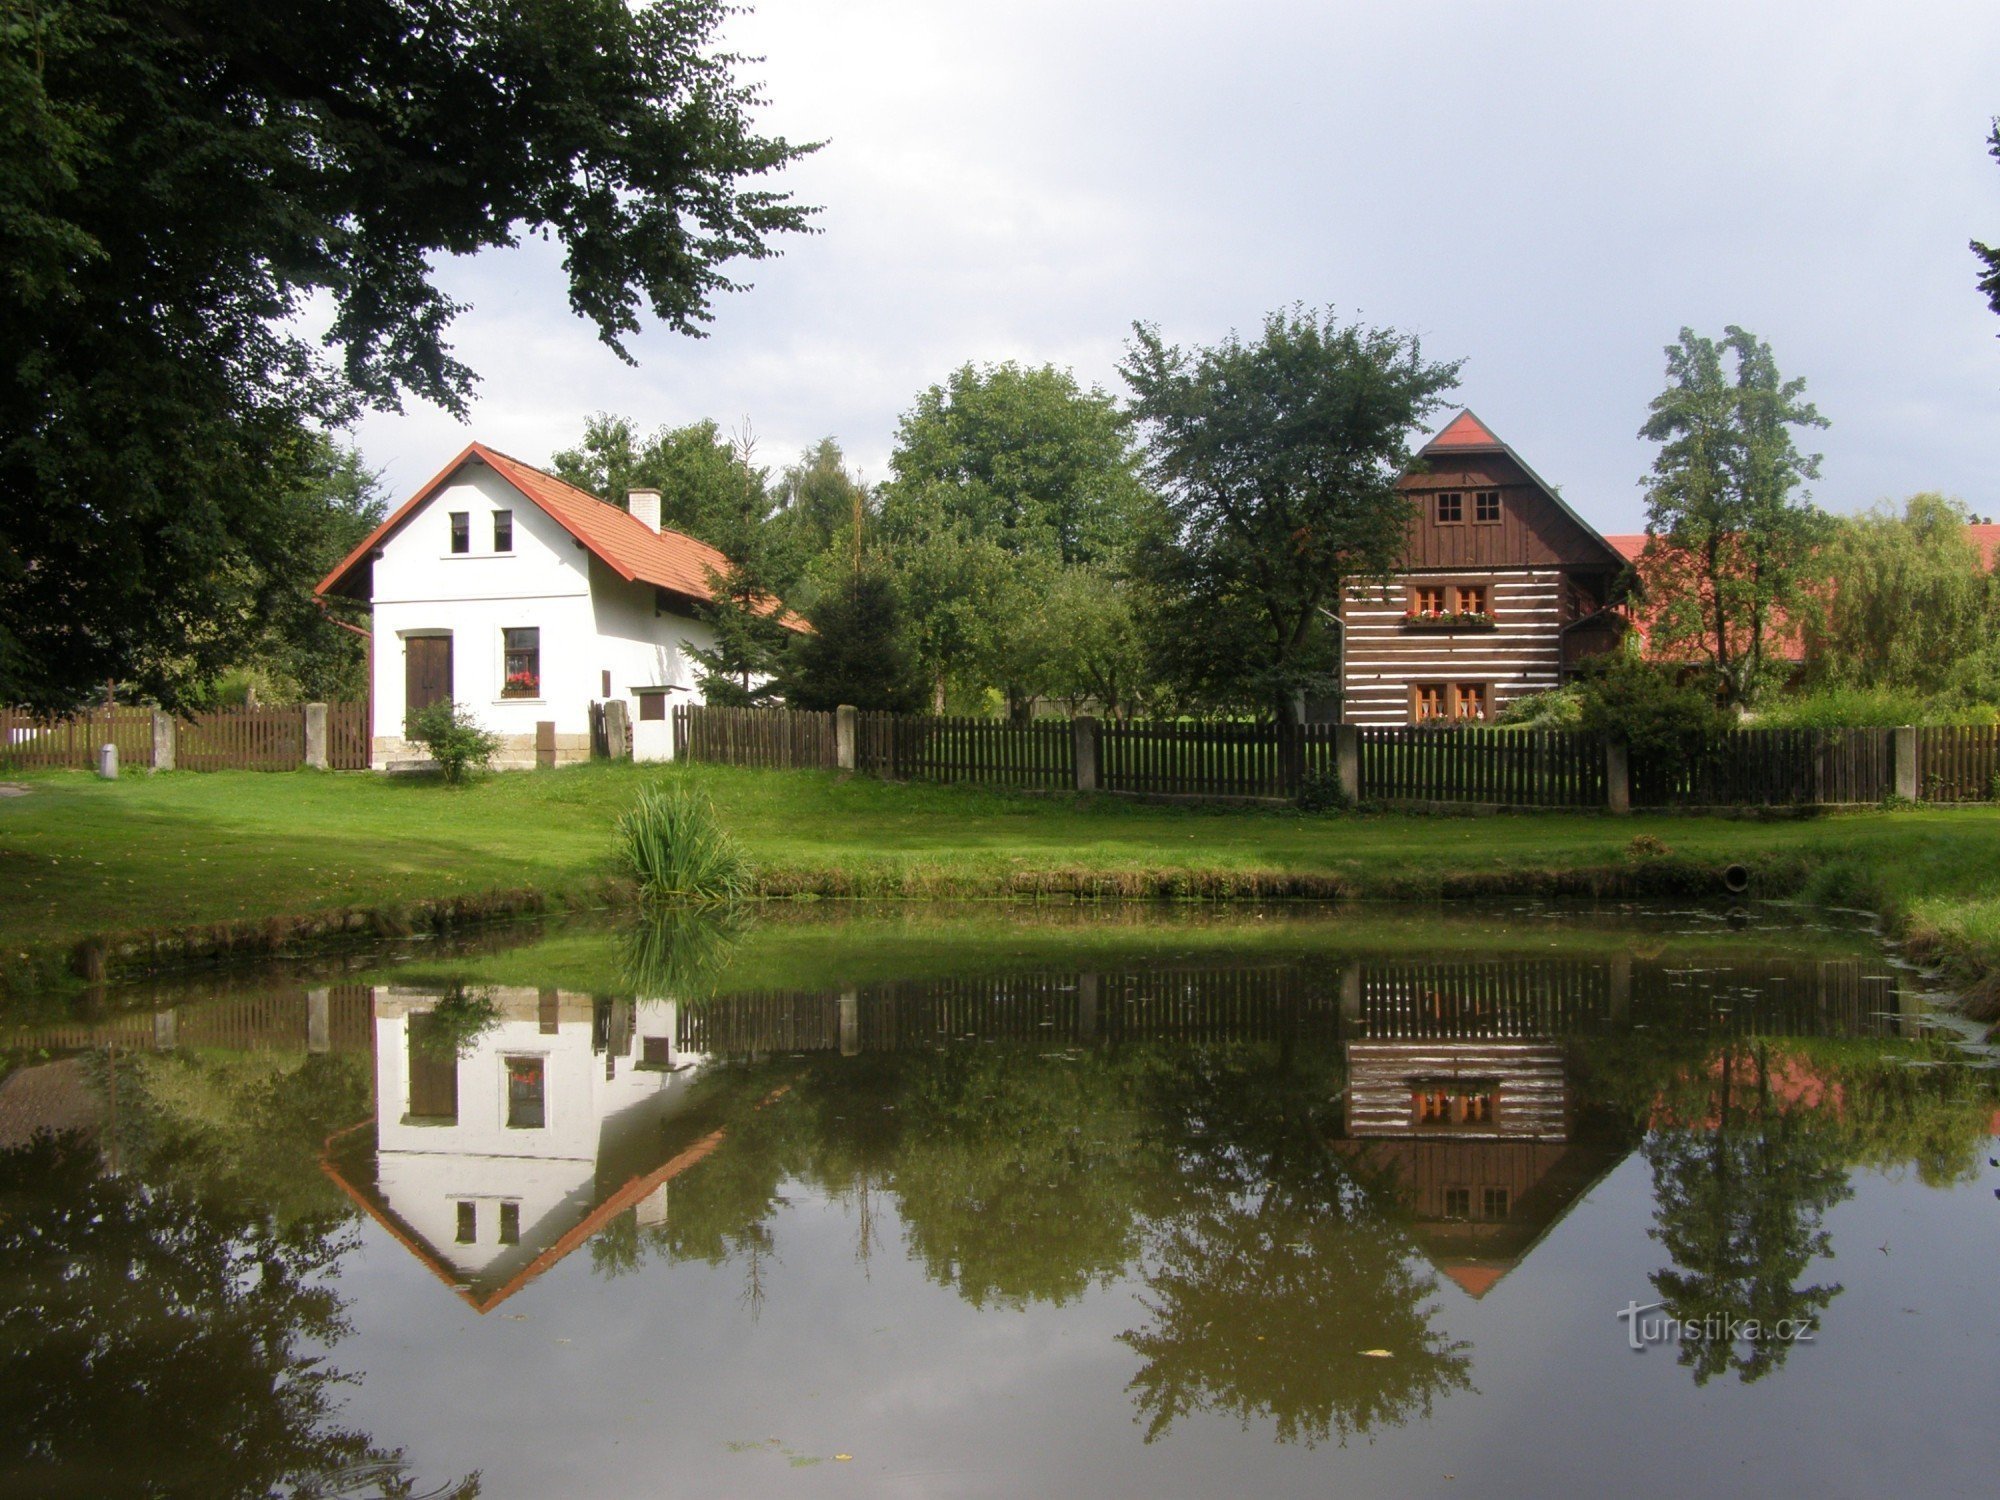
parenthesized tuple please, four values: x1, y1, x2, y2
(616, 780, 751, 906)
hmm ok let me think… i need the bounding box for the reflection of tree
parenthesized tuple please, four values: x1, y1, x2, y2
(1120, 1046, 1473, 1447)
(0, 1132, 477, 1499)
(1644, 1044, 1852, 1386)
(619, 907, 746, 999)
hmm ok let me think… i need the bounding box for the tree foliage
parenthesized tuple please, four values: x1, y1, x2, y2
(882, 362, 1151, 566)
(1973, 118, 2000, 323)
(780, 567, 927, 713)
(1122, 306, 1461, 722)
(1799, 493, 2000, 698)
(1, 0, 813, 712)
(1635, 327, 1830, 706)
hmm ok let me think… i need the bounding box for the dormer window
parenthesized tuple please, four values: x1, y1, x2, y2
(449, 512, 469, 554)
(1436, 492, 1464, 524)
(1475, 490, 1501, 523)
(493, 511, 513, 552)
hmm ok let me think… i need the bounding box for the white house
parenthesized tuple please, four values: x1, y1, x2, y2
(316, 441, 796, 769)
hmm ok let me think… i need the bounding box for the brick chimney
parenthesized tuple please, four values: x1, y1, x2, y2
(627, 488, 662, 532)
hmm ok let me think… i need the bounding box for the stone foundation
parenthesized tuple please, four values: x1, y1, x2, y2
(372, 733, 591, 772)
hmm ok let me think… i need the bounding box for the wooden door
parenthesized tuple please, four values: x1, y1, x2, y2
(405, 634, 453, 719)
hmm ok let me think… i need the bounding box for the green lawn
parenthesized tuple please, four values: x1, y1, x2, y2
(1, 761, 1997, 995)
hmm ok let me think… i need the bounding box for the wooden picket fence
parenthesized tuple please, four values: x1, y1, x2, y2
(1628, 727, 1893, 809)
(853, 711, 1073, 787)
(1100, 719, 1337, 798)
(0, 706, 156, 771)
(1917, 725, 2000, 802)
(672, 702, 837, 770)
(1357, 726, 1604, 808)
(0, 702, 370, 772)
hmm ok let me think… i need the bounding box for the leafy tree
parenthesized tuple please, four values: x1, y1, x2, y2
(882, 362, 1153, 566)
(1799, 494, 1999, 697)
(1017, 566, 1153, 718)
(1635, 327, 1830, 706)
(2, 0, 813, 713)
(876, 486, 1023, 710)
(1973, 118, 2000, 321)
(1122, 306, 1461, 724)
(780, 567, 927, 713)
(552, 415, 780, 558)
(775, 437, 873, 568)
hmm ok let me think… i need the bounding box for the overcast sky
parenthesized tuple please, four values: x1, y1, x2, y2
(346, 0, 2000, 532)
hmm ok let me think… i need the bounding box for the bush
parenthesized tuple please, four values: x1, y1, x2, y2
(403, 700, 501, 785)
(1496, 686, 1583, 729)
(1296, 767, 1350, 813)
(1575, 656, 1732, 763)
(616, 780, 751, 905)
(1755, 686, 1999, 729)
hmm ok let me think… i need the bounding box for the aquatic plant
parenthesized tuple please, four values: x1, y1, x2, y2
(616, 779, 752, 905)
(619, 904, 747, 997)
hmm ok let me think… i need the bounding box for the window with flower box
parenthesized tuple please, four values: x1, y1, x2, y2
(1412, 584, 1447, 617)
(1413, 682, 1490, 722)
(505, 1056, 546, 1129)
(502, 627, 540, 698)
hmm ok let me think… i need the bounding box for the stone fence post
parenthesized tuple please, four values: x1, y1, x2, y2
(1891, 725, 1920, 801)
(836, 705, 858, 772)
(303, 703, 329, 770)
(1335, 724, 1360, 804)
(1073, 715, 1100, 793)
(603, 699, 630, 759)
(151, 711, 176, 772)
(1605, 738, 1630, 815)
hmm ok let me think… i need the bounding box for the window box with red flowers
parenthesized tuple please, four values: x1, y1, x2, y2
(1401, 610, 1495, 631)
(502, 670, 540, 698)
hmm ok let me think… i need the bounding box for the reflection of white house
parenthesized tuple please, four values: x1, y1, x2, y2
(326, 986, 717, 1310)
(315, 442, 801, 769)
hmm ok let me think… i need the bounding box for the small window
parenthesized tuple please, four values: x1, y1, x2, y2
(642, 1036, 672, 1065)
(498, 1202, 521, 1246)
(1414, 683, 1448, 722)
(456, 1201, 477, 1243)
(1474, 490, 1501, 523)
(1454, 584, 1486, 616)
(1455, 682, 1488, 721)
(1415, 1085, 1496, 1126)
(601, 669, 612, 698)
(493, 511, 513, 552)
(506, 1056, 546, 1129)
(503, 627, 540, 698)
(1436, 492, 1464, 524)
(1411, 585, 1446, 617)
(1482, 1186, 1511, 1220)
(637, 691, 667, 723)
(449, 512, 469, 554)
(1443, 1186, 1471, 1219)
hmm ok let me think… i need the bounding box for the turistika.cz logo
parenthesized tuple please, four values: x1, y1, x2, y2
(1616, 1301, 1818, 1351)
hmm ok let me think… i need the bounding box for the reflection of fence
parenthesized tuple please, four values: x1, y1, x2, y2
(1917, 725, 2000, 802)
(666, 705, 1996, 810)
(0, 703, 369, 772)
(5, 985, 375, 1054)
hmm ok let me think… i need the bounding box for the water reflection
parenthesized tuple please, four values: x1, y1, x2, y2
(2, 914, 1995, 1492)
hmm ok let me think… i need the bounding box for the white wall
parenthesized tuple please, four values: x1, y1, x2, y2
(366, 462, 725, 765)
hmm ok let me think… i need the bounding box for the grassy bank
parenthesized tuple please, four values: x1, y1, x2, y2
(1, 762, 1997, 999)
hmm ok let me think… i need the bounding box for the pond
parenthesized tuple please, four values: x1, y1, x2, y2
(2, 903, 1995, 1499)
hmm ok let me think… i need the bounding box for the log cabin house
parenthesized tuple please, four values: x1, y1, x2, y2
(1338, 410, 1631, 725)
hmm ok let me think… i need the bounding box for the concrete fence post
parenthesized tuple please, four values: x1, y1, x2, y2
(1336, 724, 1361, 805)
(307, 988, 331, 1054)
(1892, 725, 1920, 801)
(838, 989, 859, 1057)
(303, 702, 329, 770)
(97, 742, 118, 780)
(151, 711, 176, 772)
(535, 720, 557, 769)
(603, 699, 631, 759)
(836, 704, 858, 772)
(1605, 738, 1630, 815)
(1073, 715, 1100, 793)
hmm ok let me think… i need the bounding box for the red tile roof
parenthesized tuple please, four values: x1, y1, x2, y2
(317, 441, 801, 627)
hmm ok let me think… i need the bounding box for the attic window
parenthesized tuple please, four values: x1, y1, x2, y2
(493, 511, 513, 552)
(1436, 492, 1464, 524)
(1474, 490, 1501, 523)
(449, 512, 469, 554)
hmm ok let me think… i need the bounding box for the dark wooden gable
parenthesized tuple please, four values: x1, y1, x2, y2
(1397, 450, 1611, 570)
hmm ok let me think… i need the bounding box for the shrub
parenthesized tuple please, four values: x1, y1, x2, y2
(1575, 656, 1732, 764)
(1627, 833, 1671, 859)
(1496, 686, 1583, 730)
(1755, 686, 1998, 729)
(403, 700, 501, 785)
(1296, 767, 1350, 813)
(616, 780, 751, 904)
